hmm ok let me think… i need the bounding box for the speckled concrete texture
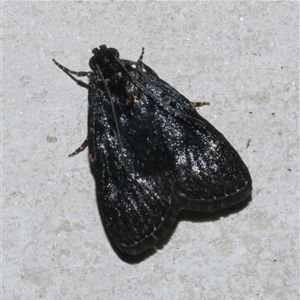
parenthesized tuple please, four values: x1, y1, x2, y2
(3, 1, 299, 299)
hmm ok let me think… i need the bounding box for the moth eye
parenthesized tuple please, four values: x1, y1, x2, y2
(89, 56, 97, 70)
(108, 48, 120, 58)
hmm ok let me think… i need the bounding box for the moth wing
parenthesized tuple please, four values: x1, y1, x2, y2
(88, 80, 182, 255)
(169, 112, 252, 212)
(135, 62, 252, 212)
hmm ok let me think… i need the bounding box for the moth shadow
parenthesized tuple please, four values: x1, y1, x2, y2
(113, 196, 251, 264)
(152, 195, 252, 258)
(179, 195, 251, 224)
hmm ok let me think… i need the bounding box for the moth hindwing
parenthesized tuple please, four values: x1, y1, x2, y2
(53, 45, 252, 255)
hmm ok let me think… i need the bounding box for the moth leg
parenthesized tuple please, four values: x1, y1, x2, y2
(52, 59, 90, 89)
(118, 47, 145, 71)
(190, 101, 210, 110)
(115, 47, 145, 72)
(52, 59, 89, 77)
(137, 47, 145, 64)
(68, 138, 88, 157)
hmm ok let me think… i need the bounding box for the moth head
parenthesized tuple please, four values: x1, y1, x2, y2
(89, 45, 120, 72)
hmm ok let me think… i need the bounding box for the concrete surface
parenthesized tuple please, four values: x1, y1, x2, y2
(3, 1, 299, 299)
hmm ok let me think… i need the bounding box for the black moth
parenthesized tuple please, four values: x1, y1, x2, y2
(53, 45, 252, 255)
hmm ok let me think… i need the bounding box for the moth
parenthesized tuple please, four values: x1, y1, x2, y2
(53, 45, 252, 255)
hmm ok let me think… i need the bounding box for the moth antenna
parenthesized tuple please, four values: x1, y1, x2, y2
(95, 63, 128, 173)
